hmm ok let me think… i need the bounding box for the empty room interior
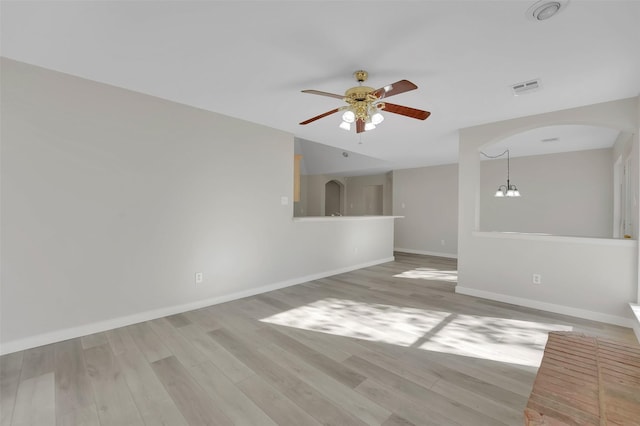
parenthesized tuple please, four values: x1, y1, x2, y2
(1, 1, 640, 425)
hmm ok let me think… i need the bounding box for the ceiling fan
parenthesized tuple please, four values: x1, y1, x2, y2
(299, 70, 431, 133)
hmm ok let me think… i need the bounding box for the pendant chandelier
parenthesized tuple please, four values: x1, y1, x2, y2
(481, 149, 521, 197)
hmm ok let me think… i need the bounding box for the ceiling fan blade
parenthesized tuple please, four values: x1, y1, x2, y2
(299, 108, 341, 125)
(301, 89, 345, 100)
(382, 102, 431, 120)
(373, 80, 418, 99)
(356, 119, 365, 133)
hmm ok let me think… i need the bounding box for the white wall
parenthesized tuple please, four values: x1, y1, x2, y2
(458, 97, 639, 326)
(637, 94, 640, 304)
(0, 59, 395, 353)
(392, 164, 458, 257)
(611, 131, 639, 240)
(634, 96, 640, 342)
(480, 148, 613, 238)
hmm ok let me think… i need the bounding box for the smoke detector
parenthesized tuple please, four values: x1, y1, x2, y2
(526, 0, 569, 21)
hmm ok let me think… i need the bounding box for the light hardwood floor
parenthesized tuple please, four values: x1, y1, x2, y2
(1, 253, 637, 426)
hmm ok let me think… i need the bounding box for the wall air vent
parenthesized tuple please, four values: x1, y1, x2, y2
(511, 79, 541, 96)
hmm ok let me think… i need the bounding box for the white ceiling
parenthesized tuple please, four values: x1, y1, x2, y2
(2, 1, 639, 172)
(482, 124, 622, 158)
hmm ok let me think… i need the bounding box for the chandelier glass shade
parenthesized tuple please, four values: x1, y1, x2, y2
(494, 184, 521, 197)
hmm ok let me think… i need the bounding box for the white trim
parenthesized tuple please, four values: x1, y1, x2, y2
(456, 286, 634, 328)
(294, 215, 403, 222)
(473, 231, 637, 247)
(630, 304, 640, 343)
(0, 257, 394, 355)
(394, 247, 458, 259)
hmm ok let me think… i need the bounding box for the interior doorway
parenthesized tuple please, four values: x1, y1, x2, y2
(325, 180, 344, 216)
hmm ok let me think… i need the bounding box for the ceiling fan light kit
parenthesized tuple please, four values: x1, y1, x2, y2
(299, 70, 431, 134)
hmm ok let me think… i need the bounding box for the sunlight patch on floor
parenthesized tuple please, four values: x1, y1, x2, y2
(394, 267, 458, 282)
(260, 298, 572, 367)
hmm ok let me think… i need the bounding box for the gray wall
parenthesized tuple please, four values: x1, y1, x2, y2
(1, 59, 395, 352)
(480, 148, 613, 238)
(392, 164, 459, 257)
(345, 173, 393, 216)
(296, 175, 347, 217)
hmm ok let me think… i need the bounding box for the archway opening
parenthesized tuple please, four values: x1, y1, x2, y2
(478, 124, 635, 239)
(325, 180, 344, 216)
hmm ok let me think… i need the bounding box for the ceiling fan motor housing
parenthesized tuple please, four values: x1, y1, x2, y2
(354, 70, 368, 83)
(345, 86, 375, 101)
(344, 87, 378, 121)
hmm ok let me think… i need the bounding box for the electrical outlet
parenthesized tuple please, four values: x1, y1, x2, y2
(195, 272, 204, 284)
(532, 274, 541, 284)
(441, 239, 445, 246)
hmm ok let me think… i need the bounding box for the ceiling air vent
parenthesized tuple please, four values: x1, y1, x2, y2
(541, 137, 559, 143)
(526, 0, 569, 21)
(511, 79, 541, 96)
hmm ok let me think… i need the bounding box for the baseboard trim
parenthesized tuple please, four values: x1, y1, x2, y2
(456, 286, 634, 328)
(394, 247, 458, 259)
(0, 256, 394, 355)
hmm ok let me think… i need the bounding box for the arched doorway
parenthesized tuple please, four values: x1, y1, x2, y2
(325, 180, 344, 216)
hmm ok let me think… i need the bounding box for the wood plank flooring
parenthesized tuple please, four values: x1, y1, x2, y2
(1, 253, 637, 425)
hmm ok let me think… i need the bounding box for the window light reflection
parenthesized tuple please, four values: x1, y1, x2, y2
(393, 267, 458, 282)
(260, 298, 572, 367)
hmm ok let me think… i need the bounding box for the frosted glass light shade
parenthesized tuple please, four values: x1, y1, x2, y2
(342, 110, 355, 123)
(339, 121, 351, 131)
(371, 112, 384, 125)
